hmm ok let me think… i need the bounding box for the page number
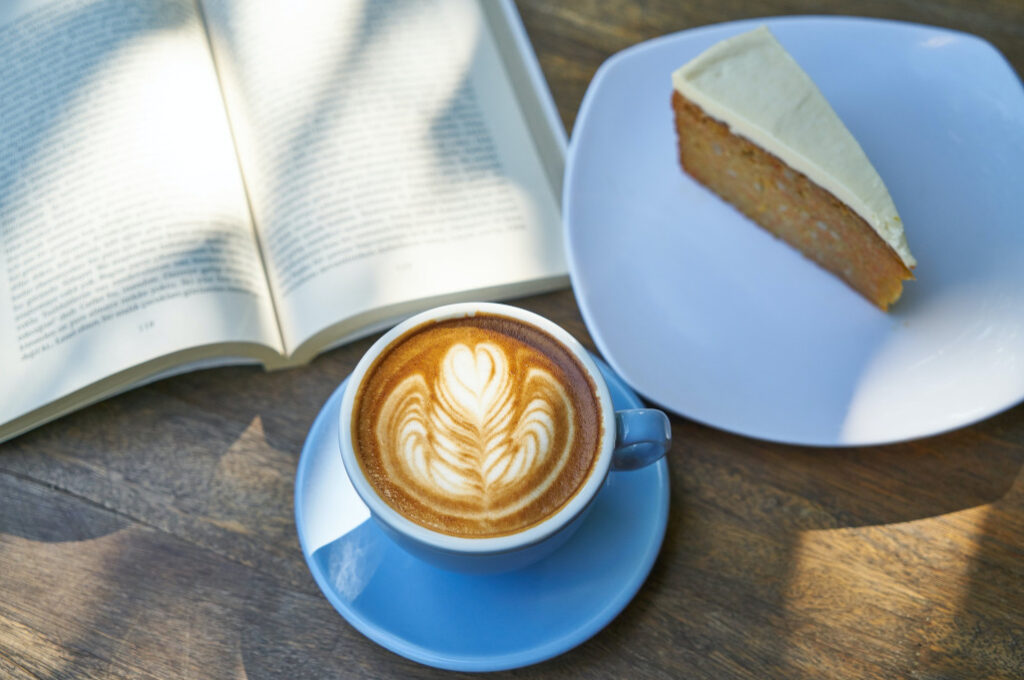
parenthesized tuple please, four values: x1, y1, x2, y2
(138, 320, 155, 333)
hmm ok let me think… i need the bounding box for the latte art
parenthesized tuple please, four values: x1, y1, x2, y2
(352, 314, 602, 537)
(379, 341, 573, 507)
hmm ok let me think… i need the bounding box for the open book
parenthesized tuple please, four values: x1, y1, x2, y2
(0, 0, 568, 443)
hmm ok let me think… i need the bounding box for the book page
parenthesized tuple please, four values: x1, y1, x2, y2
(200, 0, 567, 357)
(0, 0, 282, 431)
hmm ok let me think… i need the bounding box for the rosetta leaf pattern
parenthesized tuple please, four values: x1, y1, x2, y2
(376, 342, 570, 510)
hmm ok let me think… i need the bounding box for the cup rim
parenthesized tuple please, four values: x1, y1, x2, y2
(337, 302, 616, 555)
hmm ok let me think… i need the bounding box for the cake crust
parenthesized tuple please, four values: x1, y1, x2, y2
(672, 91, 913, 310)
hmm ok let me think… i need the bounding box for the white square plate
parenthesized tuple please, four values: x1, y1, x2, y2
(564, 16, 1024, 446)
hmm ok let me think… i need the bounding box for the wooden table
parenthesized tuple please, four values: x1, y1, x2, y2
(3, 1, 1023, 678)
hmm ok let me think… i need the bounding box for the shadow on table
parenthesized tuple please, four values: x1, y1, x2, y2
(626, 401, 1024, 680)
(4, 366, 1021, 680)
(6, 361, 1019, 679)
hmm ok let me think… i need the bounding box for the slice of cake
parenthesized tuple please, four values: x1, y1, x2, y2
(671, 26, 915, 310)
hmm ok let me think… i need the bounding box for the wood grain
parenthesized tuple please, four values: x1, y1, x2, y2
(3, 2, 1024, 678)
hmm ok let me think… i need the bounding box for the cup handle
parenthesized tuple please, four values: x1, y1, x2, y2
(612, 409, 671, 471)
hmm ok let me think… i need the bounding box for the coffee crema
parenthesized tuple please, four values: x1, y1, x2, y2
(352, 313, 603, 538)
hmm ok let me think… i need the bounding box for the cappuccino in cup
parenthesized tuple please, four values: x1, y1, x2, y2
(351, 313, 603, 538)
(339, 302, 669, 572)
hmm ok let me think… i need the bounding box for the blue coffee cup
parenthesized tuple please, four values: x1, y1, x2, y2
(338, 303, 670, 573)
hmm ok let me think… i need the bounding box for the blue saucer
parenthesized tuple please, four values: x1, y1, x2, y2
(294, 356, 670, 672)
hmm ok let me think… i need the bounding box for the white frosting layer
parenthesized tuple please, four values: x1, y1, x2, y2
(672, 26, 915, 268)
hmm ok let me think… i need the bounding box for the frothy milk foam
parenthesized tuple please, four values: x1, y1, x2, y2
(352, 314, 603, 538)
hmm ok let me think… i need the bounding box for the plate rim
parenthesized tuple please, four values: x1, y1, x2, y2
(583, 15, 1011, 92)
